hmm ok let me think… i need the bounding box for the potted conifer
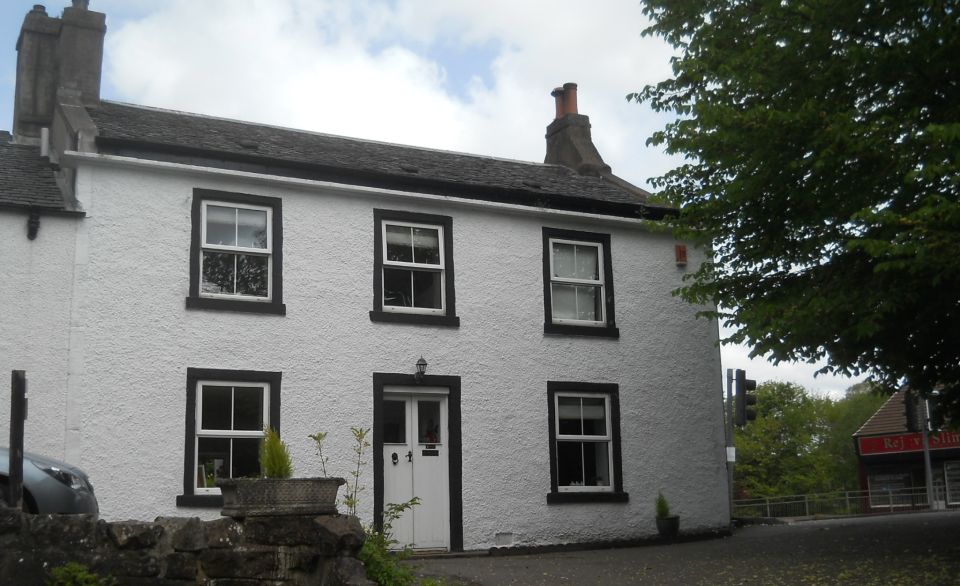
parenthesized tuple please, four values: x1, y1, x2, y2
(655, 492, 680, 538)
(218, 427, 345, 517)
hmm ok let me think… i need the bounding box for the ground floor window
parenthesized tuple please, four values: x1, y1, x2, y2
(177, 368, 281, 507)
(546, 381, 627, 503)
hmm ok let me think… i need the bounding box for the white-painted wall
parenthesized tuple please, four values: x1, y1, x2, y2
(5, 158, 727, 549)
(0, 213, 78, 459)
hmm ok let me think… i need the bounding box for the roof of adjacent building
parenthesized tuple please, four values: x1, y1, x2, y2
(87, 101, 672, 219)
(0, 138, 67, 211)
(854, 389, 909, 437)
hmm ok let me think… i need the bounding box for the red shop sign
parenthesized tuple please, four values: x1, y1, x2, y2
(859, 431, 960, 455)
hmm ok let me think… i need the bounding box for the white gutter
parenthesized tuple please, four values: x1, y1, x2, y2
(59, 151, 667, 230)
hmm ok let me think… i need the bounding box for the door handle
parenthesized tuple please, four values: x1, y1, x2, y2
(406, 450, 413, 463)
(391, 452, 398, 465)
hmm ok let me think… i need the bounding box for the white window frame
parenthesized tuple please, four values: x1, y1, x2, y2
(194, 379, 270, 495)
(380, 220, 446, 315)
(200, 200, 274, 302)
(554, 391, 614, 493)
(548, 237, 605, 327)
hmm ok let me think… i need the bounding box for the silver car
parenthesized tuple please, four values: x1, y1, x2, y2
(0, 447, 99, 516)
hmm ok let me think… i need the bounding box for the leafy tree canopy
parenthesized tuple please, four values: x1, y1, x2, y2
(634, 1, 960, 420)
(734, 381, 888, 497)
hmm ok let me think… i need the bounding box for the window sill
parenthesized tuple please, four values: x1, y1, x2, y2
(547, 491, 629, 504)
(543, 323, 619, 338)
(369, 310, 460, 327)
(186, 296, 286, 315)
(176, 494, 224, 508)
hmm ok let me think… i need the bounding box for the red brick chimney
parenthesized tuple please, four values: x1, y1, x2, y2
(13, 1, 106, 142)
(544, 82, 611, 177)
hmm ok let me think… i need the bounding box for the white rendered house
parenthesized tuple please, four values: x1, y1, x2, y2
(0, 2, 729, 551)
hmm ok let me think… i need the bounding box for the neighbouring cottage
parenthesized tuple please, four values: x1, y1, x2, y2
(853, 389, 960, 509)
(0, 1, 729, 551)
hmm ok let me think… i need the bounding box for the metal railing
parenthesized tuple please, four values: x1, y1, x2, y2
(732, 486, 960, 519)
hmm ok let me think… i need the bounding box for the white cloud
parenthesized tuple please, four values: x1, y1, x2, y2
(97, 0, 862, 398)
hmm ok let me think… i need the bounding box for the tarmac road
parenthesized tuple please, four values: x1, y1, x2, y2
(409, 511, 960, 585)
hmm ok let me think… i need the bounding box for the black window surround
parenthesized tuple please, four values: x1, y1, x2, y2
(546, 381, 628, 504)
(186, 188, 286, 315)
(372, 372, 464, 551)
(177, 368, 281, 508)
(541, 227, 618, 338)
(370, 209, 459, 327)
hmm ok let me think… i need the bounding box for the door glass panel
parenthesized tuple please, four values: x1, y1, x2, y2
(418, 401, 441, 443)
(383, 400, 406, 443)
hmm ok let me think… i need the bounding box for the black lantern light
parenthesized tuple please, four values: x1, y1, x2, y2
(414, 356, 428, 383)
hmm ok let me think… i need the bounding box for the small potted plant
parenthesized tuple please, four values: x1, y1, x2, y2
(218, 427, 345, 518)
(655, 491, 680, 539)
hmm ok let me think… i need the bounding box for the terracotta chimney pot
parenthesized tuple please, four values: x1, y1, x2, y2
(562, 82, 578, 115)
(551, 87, 565, 119)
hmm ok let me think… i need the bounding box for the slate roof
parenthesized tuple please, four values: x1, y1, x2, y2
(854, 389, 909, 437)
(88, 101, 671, 219)
(0, 138, 67, 211)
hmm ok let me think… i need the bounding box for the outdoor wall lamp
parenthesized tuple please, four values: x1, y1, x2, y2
(414, 356, 428, 383)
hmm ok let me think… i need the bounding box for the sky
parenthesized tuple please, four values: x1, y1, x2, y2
(0, 0, 864, 398)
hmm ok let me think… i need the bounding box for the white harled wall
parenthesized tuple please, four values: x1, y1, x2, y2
(6, 159, 728, 549)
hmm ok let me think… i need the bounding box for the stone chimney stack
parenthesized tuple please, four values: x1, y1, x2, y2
(544, 82, 611, 177)
(13, 1, 106, 142)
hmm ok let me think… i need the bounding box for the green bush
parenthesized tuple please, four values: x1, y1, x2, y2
(655, 492, 671, 518)
(360, 498, 421, 586)
(47, 562, 115, 586)
(259, 426, 293, 479)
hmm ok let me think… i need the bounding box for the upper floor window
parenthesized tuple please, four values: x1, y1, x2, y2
(542, 227, 618, 337)
(187, 189, 285, 315)
(370, 209, 459, 327)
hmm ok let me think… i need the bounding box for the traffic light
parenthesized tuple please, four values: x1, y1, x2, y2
(734, 369, 757, 427)
(903, 392, 921, 433)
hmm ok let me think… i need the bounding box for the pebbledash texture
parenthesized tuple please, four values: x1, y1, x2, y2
(1, 1, 729, 552)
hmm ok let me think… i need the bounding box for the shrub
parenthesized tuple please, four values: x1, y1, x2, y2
(259, 426, 293, 479)
(47, 562, 116, 586)
(655, 492, 671, 518)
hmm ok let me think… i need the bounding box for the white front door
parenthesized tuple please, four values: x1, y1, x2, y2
(382, 388, 450, 550)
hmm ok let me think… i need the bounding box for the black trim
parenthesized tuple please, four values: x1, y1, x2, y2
(178, 368, 282, 507)
(373, 372, 463, 552)
(186, 189, 286, 315)
(546, 381, 628, 504)
(96, 136, 676, 221)
(541, 227, 619, 338)
(370, 209, 459, 327)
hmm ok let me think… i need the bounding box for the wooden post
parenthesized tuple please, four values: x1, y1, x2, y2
(8, 370, 27, 510)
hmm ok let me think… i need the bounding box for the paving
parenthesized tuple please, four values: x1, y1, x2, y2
(408, 511, 960, 585)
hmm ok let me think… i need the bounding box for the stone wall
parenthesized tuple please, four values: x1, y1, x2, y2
(0, 508, 372, 585)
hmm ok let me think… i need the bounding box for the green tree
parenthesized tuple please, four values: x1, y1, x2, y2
(735, 382, 830, 497)
(633, 1, 960, 420)
(735, 381, 889, 497)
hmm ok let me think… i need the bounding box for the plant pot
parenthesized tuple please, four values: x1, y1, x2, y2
(217, 477, 346, 518)
(656, 515, 680, 538)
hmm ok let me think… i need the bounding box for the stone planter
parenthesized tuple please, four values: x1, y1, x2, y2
(218, 477, 346, 518)
(656, 515, 680, 538)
